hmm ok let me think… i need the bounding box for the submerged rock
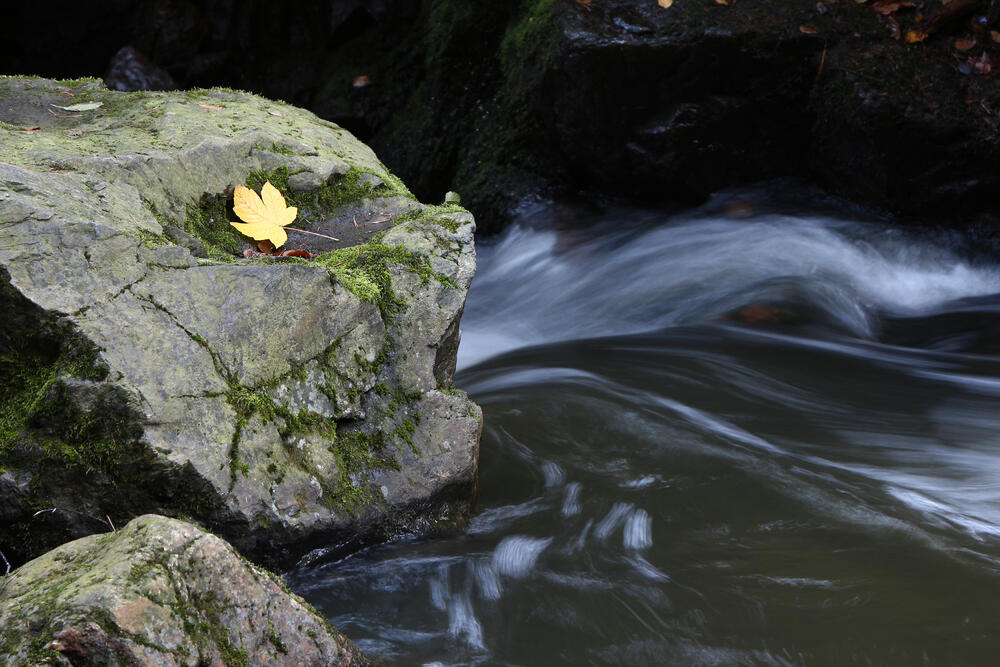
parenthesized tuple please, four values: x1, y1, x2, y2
(0, 76, 481, 570)
(0, 514, 369, 665)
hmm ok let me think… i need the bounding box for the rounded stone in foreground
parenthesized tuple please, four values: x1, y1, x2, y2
(0, 514, 369, 666)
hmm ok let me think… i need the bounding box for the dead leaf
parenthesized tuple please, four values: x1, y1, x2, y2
(230, 181, 298, 249)
(268, 110, 283, 116)
(19, 126, 41, 131)
(954, 37, 976, 51)
(257, 239, 276, 253)
(279, 249, 313, 258)
(799, 24, 819, 34)
(658, 0, 673, 7)
(991, 30, 1000, 43)
(872, 1, 915, 15)
(905, 29, 927, 43)
(715, 0, 728, 4)
(199, 104, 224, 111)
(352, 75, 372, 88)
(50, 102, 102, 112)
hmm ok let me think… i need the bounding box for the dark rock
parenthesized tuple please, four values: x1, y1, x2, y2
(310, 0, 1000, 232)
(162, 224, 208, 257)
(104, 45, 177, 91)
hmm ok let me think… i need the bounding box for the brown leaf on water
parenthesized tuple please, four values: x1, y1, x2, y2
(954, 38, 976, 51)
(352, 75, 372, 88)
(199, 104, 224, 111)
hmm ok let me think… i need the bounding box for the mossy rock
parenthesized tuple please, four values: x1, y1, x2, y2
(0, 77, 481, 570)
(0, 514, 370, 665)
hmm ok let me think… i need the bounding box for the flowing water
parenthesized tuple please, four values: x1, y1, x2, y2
(287, 190, 1000, 665)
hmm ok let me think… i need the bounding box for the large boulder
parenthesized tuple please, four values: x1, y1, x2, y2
(0, 514, 369, 665)
(0, 76, 481, 570)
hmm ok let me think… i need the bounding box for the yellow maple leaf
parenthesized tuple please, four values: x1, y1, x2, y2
(230, 181, 297, 248)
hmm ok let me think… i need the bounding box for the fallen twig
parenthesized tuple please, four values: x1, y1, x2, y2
(359, 214, 392, 227)
(32, 507, 115, 531)
(288, 227, 339, 242)
(47, 108, 82, 120)
(816, 46, 827, 79)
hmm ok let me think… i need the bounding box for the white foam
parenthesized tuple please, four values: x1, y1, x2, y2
(491, 536, 553, 577)
(623, 508, 653, 550)
(595, 502, 634, 540)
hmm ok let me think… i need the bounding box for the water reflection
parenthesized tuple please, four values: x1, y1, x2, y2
(287, 195, 1000, 665)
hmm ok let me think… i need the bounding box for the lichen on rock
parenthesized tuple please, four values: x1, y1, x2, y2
(0, 76, 481, 570)
(0, 514, 370, 665)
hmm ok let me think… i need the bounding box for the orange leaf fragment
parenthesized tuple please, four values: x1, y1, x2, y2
(905, 30, 927, 43)
(715, 0, 728, 4)
(199, 104, 224, 111)
(872, 0, 915, 15)
(658, 0, 673, 7)
(279, 249, 313, 258)
(799, 24, 819, 34)
(19, 126, 41, 131)
(990, 30, 1000, 44)
(954, 38, 976, 51)
(352, 75, 372, 88)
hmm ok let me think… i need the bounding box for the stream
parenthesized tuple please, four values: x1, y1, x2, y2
(287, 188, 1000, 665)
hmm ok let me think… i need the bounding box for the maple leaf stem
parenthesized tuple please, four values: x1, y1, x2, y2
(287, 227, 340, 242)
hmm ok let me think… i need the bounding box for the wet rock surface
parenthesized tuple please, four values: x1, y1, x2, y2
(0, 514, 370, 665)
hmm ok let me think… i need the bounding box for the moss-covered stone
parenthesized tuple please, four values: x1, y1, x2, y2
(0, 514, 370, 665)
(0, 77, 481, 571)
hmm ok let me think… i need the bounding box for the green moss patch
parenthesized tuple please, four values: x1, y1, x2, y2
(315, 237, 456, 318)
(224, 374, 399, 511)
(0, 335, 140, 475)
